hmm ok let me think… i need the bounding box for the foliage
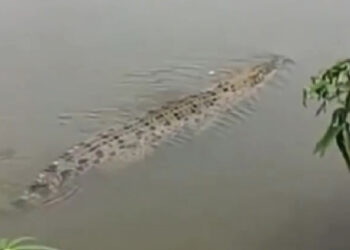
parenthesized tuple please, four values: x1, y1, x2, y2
(303, 59, 350, 169)
(0, 237, 58, 250)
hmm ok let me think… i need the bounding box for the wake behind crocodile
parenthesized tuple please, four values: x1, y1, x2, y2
(11, 54, 293, 209)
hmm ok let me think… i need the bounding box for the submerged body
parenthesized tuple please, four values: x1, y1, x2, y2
(12, 55, 292, 209)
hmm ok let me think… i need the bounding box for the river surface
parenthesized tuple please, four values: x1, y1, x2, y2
(1, 0, 350, 249)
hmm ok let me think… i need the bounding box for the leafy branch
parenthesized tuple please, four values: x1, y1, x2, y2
(303, 59, 350, 170)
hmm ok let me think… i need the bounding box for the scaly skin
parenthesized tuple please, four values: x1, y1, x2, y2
(12, 54, 292, 209)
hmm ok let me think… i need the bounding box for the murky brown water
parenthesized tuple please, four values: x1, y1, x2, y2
(1, 0, 350, 249)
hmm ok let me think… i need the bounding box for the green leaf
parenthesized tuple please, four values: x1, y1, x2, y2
(345, 91, 350, 111)
(7, 237, 35, 248)
(344, 123, 350, 168)
(0, 237, 58, 250)
(11, 245, 58, 250)
(336, 125, 350, 169)
(302, 88, 308, 107)
(315, 101, 327, 116)
(314, 123, 345, 156)
(0, 238, 9, 249)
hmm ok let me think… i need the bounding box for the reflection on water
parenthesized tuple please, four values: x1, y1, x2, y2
(1, 0, 350, 249)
